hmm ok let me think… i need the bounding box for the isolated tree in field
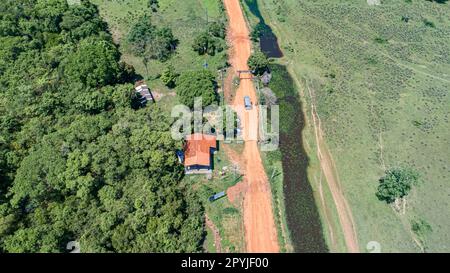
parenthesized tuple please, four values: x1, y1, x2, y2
(192, 33, 224, 56)
(192, 33, 210, 55)
(376, 168, 420, 205)
(176, 70, 217, 108)
(192, 22, 226, 56)
(248, 50, 269, 75)
(127, 16, 177, 76)
(143, 28, 176, 62)
(127, 16, 155, 55)
(161, 65, 178, 88)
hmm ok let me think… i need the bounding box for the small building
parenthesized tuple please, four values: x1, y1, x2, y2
(261, 71, 272, 86)
(260, 87, 277, 107)
(135, 81, 154, 105)
(184, 133, 217, 174)
(208, 191, 226, 202)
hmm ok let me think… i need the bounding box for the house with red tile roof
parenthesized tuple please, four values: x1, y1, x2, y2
(184, 133, 217, 174)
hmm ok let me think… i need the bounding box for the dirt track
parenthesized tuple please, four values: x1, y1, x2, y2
(306, 83, 360, 253)
(205, 214, 222, 253)
(223, 0, 280, 253)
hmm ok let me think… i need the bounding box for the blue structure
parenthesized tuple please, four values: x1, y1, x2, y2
(176, 150, 184, 164)
(208, 191, 226, 202)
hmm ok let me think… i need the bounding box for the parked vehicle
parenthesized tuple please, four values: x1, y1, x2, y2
(244, 96, 252, 110)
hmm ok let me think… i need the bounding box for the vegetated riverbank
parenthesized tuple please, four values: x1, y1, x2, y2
(267, 64, 328, 252)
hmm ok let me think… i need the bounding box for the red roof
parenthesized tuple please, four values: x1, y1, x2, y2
(184, 134, 217, 167)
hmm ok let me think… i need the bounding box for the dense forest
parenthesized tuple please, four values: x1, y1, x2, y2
(0, 0, 204, 252)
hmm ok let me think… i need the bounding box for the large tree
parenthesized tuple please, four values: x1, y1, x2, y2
(192, 21, 226, 56)
(64, 37, 121, 87)
(126, 16, 177, 77)
(376, 168, 420, 204)
(248, 50, 269, 75)
(176, 70, 218, 108)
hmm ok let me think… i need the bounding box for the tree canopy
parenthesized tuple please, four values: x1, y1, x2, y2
(176, 70, 218, 108)
(376, 168, 420, 204)
(64, 37, 121, 87)
(192, 21, 226, 56)
(248, 50, 270, 75)
(0, 0, 204, 253)
(127, 15, 177, 63)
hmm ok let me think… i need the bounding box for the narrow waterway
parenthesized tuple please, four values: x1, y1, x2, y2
(242, 0, 328, 252)
(269, 64, 328, 253)
(242, 0, 283, 58)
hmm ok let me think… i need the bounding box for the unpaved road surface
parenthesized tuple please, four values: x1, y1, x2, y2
(224, 0, 280, 253)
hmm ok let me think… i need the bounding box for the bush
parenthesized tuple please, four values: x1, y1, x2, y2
(248, 50, 269, 75)
(161, 65, 178, 88)
(411, 219, 432, 238)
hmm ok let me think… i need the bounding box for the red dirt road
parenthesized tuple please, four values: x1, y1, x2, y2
(224, 0, 280, 253)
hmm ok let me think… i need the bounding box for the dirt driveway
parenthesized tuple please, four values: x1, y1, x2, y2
(223, 0, 279, 253)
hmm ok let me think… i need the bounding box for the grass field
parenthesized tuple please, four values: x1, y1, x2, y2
(256, 0, 450, 252)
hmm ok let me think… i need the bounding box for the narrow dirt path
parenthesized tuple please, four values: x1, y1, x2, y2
(223, 0, 280, 253)
(317, 174, 339, 251)
(305, 82, 360, 253)
(205, 214, 222, 253)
